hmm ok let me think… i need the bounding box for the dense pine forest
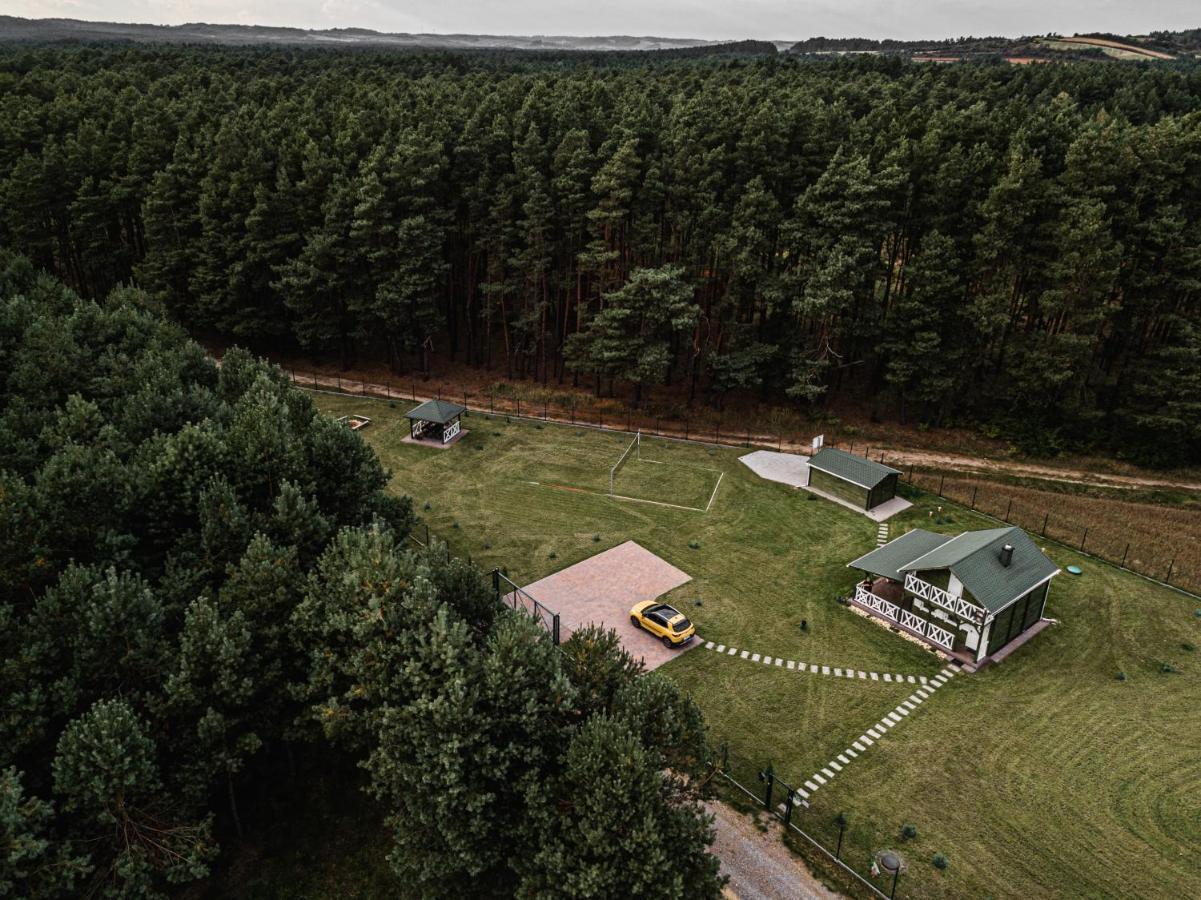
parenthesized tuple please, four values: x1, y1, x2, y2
(1, 46, 1200, 464)
(0, 254, 721, 898)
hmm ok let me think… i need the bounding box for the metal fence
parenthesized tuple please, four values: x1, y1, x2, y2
(493, 569, 561, 645)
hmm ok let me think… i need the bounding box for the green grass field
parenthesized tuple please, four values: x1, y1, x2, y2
(310, 391, 1201, 900)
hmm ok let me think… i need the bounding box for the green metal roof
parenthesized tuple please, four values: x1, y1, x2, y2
(404, 399, 466, 424)
(900, 526, 1059, 613)
(808, 447, 901, 490)
(847, 529, 953, 581)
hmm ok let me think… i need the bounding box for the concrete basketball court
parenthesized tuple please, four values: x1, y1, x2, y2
(520, 540, 697, 670)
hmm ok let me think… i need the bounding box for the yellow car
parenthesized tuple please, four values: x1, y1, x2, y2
(630, 601, 696, 648)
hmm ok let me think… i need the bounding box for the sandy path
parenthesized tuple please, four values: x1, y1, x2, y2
(707, 801, 845, 900)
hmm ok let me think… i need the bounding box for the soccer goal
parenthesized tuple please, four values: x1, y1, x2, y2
(609, 431, 641, 495)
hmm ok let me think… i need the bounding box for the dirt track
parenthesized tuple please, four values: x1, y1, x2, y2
(294, 369, 1201, 494)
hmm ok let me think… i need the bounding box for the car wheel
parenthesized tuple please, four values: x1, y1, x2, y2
(662, 636, 674, 649)
(630, 615, 640, 629)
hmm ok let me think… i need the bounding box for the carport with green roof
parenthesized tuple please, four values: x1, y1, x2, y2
(806, 447, 901, 512)
(404, 399, 466, 445)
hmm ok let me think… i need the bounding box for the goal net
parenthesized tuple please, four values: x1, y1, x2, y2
(609, 431, 641, 495)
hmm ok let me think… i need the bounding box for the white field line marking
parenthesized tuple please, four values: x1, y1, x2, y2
(704, 471, 725, 512)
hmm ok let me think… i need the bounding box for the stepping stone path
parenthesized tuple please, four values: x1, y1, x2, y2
(876, 522, 890, 547)
(786, 667, 957, 807)
(699, 640, 931, 686)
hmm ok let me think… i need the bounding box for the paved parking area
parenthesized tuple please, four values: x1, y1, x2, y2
(520, 540, 696, 670)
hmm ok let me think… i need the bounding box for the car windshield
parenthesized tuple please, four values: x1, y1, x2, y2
(672, 618, 692, 633)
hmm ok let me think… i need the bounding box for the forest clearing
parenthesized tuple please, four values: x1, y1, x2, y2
(310, 389, 1201, 900)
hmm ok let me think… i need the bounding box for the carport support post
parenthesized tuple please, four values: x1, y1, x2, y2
(552, 613, 560, 646)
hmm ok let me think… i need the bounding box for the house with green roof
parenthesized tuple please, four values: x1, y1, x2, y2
(806, 447, 901, 513)
(847, 526, 1060, 666)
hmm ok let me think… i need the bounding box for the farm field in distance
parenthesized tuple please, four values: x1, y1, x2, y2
(311, 389, 1201, 900)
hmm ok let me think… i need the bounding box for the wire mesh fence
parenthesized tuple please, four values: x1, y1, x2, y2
(296, 368, 1200, 598)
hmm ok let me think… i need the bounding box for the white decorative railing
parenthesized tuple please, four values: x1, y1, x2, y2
(854, 584, 898, 622)
(854, 585, 957, 652)
(925, 622, 954, 650)
(904, 573, 985, 624)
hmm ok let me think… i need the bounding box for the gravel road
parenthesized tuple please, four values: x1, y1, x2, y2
(707, 801, 846, 900)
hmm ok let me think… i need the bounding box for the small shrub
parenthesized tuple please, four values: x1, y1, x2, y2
(1160, 662, 1176, 674)
(708, 448, 716, 456)
(688, 539, 700, 549)
(483, 541, 491, 550)
(806, 494, 817, 501)
(388, 400, 397, 409)
(548, 550, 557, 560)
(1115, 671, 1127, 682)
(423, 501, 431, 511)
(1183, 642, 1196, 653)
(492, 431, 501, 437)
(592, 534, 601, 542)
(451, 521, 460, 530)
(534, 424, 542, 430)
(474, 444, 483, 451)
(932, 853, 949, 870)
(901, 824, 918, 841)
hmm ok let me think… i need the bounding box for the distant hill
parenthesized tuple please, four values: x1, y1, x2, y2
(0, 16, 778, 53)
(786, 30, 1201, 63)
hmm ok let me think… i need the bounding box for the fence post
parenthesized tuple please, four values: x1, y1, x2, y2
(716, 421, 721, 443)
(336, 374, 342, 390)
(783, 787, 796, 828)
(491, 569, 500, 601)
(1042, 512, 1049, 535)
(552, 613, 561, 646)
(1080, 527, 1088, 551)
(517, 398, 521, 418)
(746, 429, 751, 448)
(758, 766, 774, 811)
(543, 401, 547, 420)
(627, 409, 632, 431)
(778, 434, 782, 451)
(464, 391, 468, 411)
(835, 814, 847, 860)
(570, 399, 575, 424)
(685, 420, 690, 441)
(1166, 555, 1175, 583)
(971, 486, 978, 509)
(938, 474, 945, 496)
(1121, 543, 1129, 567)
(1005, 498, 1013, 522)
(908, 467, 914, 483)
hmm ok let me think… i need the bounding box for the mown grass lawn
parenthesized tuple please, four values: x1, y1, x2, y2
(310, 391, 1201, 900)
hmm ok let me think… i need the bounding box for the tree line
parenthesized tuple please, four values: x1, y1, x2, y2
(0, 253, 722, 898)
(1, 45, 1199, 464)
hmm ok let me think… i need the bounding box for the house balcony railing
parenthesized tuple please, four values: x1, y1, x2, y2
(853, 584, 955, 651)
(903, 573, 986, 625)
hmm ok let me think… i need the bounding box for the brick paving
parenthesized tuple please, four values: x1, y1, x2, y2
(519, 540, 694, 671)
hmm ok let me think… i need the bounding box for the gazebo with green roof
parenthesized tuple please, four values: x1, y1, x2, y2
(806, 447, 901, 511)
(847, 526, 1060, 667)
(404, 399, 466, 445)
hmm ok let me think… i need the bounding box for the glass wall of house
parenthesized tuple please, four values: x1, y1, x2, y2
(985, 581, 1049, 656)
(809, 468, 869, 508)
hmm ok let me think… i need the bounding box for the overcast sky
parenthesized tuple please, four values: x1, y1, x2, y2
(6, 1, 1198, 42)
